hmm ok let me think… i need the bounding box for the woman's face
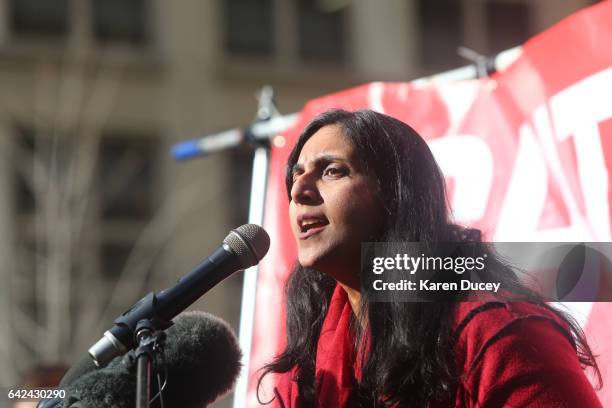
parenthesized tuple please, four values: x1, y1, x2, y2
(289, 125, 381, 285)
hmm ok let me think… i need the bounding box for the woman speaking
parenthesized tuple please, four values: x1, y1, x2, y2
(259, 109, 601, 407)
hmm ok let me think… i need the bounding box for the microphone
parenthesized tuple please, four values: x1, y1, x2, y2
(88, 224, 269, 368)
(58, 355, 98, 389)
(61, 311, 242, 408)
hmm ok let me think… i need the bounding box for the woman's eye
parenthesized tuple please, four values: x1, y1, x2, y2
(323, 166, 346, 177)
(291, 169, 303, 182)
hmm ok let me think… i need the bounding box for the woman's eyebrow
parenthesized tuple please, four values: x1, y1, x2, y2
(291, 163, 303, 175)
(315, 154, 345, 163)
(292, 154, 347, 175)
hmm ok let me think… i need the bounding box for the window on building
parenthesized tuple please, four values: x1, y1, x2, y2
(12, 129, 158, 223)
(224, 0, 274, 56)
(15, 171, 35, 213)
(485, 1, 531, 54)
(223, 0, 347, 63)
(14, 129, 36, 213)
(98, 136, 158, 221)
(8, 0, 150, 46)
(13, 127, 73, 214)
(297, 0, 346, 62)
(9, 0, 69, 37)
(101, 243, 132, 279)
(417, 0, 464, 71)
(92, 0, 150, 45)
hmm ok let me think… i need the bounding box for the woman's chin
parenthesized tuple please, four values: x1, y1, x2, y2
(298, 256, 323, 271)
(299, 255, 356, 283)
(298, 254, 330, 273)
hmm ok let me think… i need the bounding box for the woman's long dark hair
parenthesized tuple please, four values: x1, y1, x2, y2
(258, 109, 600, 407)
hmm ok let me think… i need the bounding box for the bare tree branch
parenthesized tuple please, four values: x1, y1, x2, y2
(89, 180, 206, 337)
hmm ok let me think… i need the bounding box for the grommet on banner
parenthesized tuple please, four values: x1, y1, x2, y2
(273, 135, 286, 148)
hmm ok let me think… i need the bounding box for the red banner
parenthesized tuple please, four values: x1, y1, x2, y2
(248, 1, 612, 405)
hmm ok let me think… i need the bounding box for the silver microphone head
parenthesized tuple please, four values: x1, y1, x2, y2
(223, 224, 270, 268)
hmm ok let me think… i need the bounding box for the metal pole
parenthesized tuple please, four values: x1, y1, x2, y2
(233, 146, 269, 408)
(135, 324, 154, 408)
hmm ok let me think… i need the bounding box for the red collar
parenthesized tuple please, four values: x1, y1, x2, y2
(274, 284, 361, 407)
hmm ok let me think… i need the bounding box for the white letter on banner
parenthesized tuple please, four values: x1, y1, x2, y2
(429, 136, 493, 223)
(532, 105, 590, 240)
(550, 67, 612, 240)
(368, 82, 386, 113)
(494, 124, 548, 241)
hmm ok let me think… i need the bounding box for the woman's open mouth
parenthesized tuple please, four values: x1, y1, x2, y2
(298, 216, 329, 239)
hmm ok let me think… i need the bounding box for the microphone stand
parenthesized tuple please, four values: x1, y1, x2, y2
(135, 319, 167, 408)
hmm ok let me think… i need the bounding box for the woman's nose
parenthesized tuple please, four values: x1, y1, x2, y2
(291, 174, 320, 205)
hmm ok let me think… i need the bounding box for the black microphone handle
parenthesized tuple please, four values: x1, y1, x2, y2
(89, 223, 269, 368)
(157, 244, 242, 320)
(107, 244, 241, 356)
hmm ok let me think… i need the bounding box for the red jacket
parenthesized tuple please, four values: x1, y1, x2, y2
(453, 301, 601, 407)
(272, 287, 602, 407)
